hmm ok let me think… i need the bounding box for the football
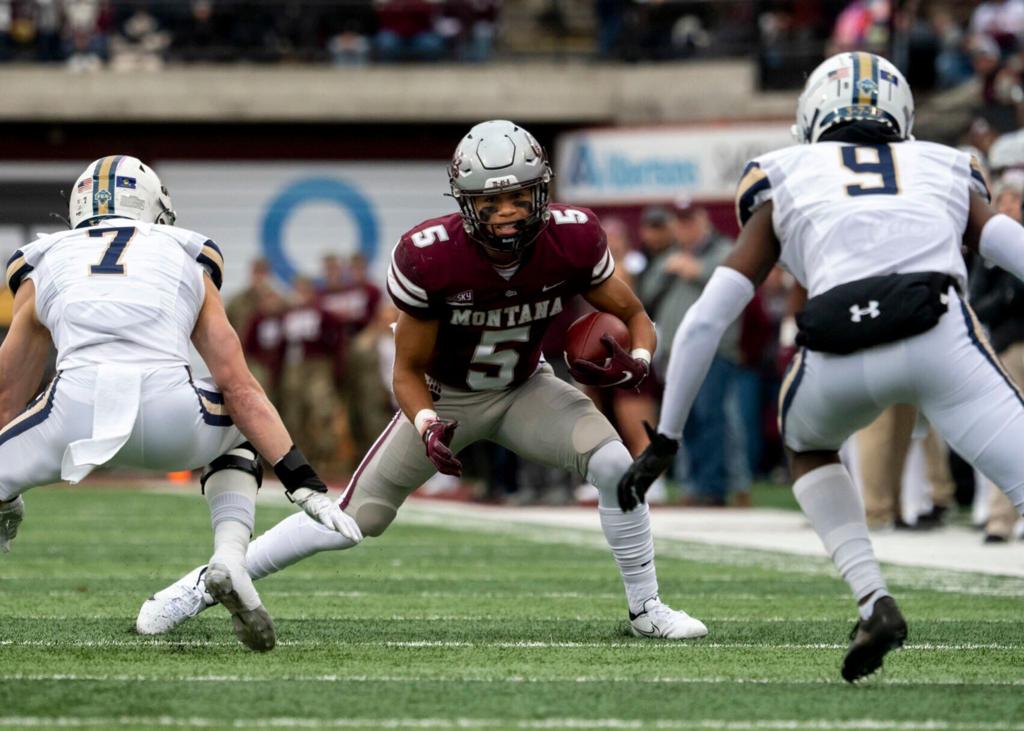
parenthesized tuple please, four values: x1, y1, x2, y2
(565, 311, 630, 365)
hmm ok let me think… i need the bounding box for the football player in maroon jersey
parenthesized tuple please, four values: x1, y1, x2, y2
(137, 121, 708, 641)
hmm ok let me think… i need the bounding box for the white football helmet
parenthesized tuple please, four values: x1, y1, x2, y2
(793, 52, 914, 144)
(69, 155, 175, 229)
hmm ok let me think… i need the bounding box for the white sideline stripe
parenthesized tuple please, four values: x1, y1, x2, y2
(398, 503, 1024, 594)
(0, 720, 1023, 731)
(3, 673, 1023, 687)
(1, 639, 1019, 651)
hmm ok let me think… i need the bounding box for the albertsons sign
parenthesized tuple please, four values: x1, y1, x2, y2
(555, 124, 793, 204)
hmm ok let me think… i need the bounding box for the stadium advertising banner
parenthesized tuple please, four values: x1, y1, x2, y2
(554, 124, 794, 204)
(0, 162, 454, 295)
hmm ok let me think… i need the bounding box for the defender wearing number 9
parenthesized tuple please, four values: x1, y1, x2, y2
(138, 120, 708, 641)
(620, 52, 1024, 681)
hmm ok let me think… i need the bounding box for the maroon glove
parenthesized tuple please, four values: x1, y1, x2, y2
(422, 418, 462, 476)
(570, 335, 650, 389)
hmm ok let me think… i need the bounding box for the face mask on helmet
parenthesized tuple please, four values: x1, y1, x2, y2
(792, 52, 915, 145)
(69, 155, 176, 230)
(449, 120, 553, 254)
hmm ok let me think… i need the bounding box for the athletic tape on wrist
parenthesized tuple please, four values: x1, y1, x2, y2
(414, 409, 438, 436)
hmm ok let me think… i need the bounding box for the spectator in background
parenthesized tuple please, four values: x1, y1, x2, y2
(969, 176, 1024, 542)
(931, 4, 974, 89)
(736, 266, 790, 483)
(226, 257, 274, 337)
(319, 252, 382, 471)
(970, 0, 1024, 53)
(64, 0, 111, 71)
(241, 287, 285, 406)
(345, 302, 399, 455)
(374, 0, 444, 62)
(327, 1, 377, 66)
(594, 0, 626, 60)
(644, 197, 746, 506)
(320, 252, 382, 340)
(439, 0, 500, 62)
(279, 276, 345, 474)
(600, 216, 658, 459)
(634, 204, 681, 319)
(829, 0, 890, 55)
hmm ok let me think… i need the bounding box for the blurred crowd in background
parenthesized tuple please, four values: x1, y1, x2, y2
(0, 0, 1006, 82)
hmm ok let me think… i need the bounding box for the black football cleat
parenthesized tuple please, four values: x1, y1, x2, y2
(841, 596, 908, 683)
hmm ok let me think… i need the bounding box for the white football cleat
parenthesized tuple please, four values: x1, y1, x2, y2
(136, 565, 215, 636)
(629, 597, 708, 639)
(204, 560, 276, 652)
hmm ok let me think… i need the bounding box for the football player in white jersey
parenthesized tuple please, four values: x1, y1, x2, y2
(618, 52, 1024, 682)
(0, 155, 362, 651)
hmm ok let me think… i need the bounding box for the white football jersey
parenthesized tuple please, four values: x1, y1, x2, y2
(736, 140, 990, 297)
(5, 217, 224, 371)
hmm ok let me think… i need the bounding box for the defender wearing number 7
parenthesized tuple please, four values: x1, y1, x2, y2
(138, 120, 708, 640)
(0, 156, 361, 653)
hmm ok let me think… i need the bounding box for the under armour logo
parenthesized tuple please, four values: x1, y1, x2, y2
(849, 301, 880, 323)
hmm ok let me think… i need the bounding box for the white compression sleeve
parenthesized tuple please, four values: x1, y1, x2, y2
(980, 213, 1024, 282)
(657, 266, 755, 440)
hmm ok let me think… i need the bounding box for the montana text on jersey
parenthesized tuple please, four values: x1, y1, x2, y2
(387, 204, 614, 391)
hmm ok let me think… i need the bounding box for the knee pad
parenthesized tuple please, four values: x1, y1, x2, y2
(586, 439, 632, 507)
(201, 442, 263, 493)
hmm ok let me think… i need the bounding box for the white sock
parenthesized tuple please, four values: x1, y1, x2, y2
(588, 441, 660, 614)
(246, 510, 359, 581)
(793, 463, 889, 609)
(205, 448, 260, 609)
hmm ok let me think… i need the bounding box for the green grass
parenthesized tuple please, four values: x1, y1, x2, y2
(0, 485, 1021, 731)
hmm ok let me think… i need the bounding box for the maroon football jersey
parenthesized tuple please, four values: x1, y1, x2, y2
(387, 204, 614, 390)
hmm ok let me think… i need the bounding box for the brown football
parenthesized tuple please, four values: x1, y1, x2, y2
(565, 311, 630, 365)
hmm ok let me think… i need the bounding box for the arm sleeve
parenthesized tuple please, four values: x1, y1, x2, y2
(979, 213, 1024, 283)
(656, 266, 756, 440)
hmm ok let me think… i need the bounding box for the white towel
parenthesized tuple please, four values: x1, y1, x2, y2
(61, 365, 142, 484)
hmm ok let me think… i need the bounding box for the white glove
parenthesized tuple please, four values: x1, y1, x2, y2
(289, 488, 363, 543)
(0, 496, 25, 554)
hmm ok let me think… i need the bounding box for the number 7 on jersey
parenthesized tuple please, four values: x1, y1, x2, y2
(89, 226, 136, 275)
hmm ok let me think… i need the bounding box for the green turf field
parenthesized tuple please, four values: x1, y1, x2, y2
(0, 485, 1021, 731)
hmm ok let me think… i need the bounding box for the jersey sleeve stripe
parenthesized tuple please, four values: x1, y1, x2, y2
(390, 246, 428, 300)
(196, 242, 224, 290)
(590, 249, 615, 285)
(5, 250, 33, 295)
(387, 265, 430, 308)
(970, 158, 992, 202)
(735, 163, 772, 228)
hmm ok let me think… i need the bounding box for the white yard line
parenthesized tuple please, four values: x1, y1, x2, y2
(1, 719, 1023, 730)
(0, 639, 1018, 651)
(1, 673, 1023, 687)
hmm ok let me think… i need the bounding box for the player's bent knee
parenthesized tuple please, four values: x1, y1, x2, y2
(787, 449, 841, 482)
(350, 500, 397, 537)
(572, 413, 617, 457)
(201, 442, 263, 495)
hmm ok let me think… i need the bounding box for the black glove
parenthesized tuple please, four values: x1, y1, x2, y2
(617, 422, 679, 511)
(273, 445, 328, 496)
